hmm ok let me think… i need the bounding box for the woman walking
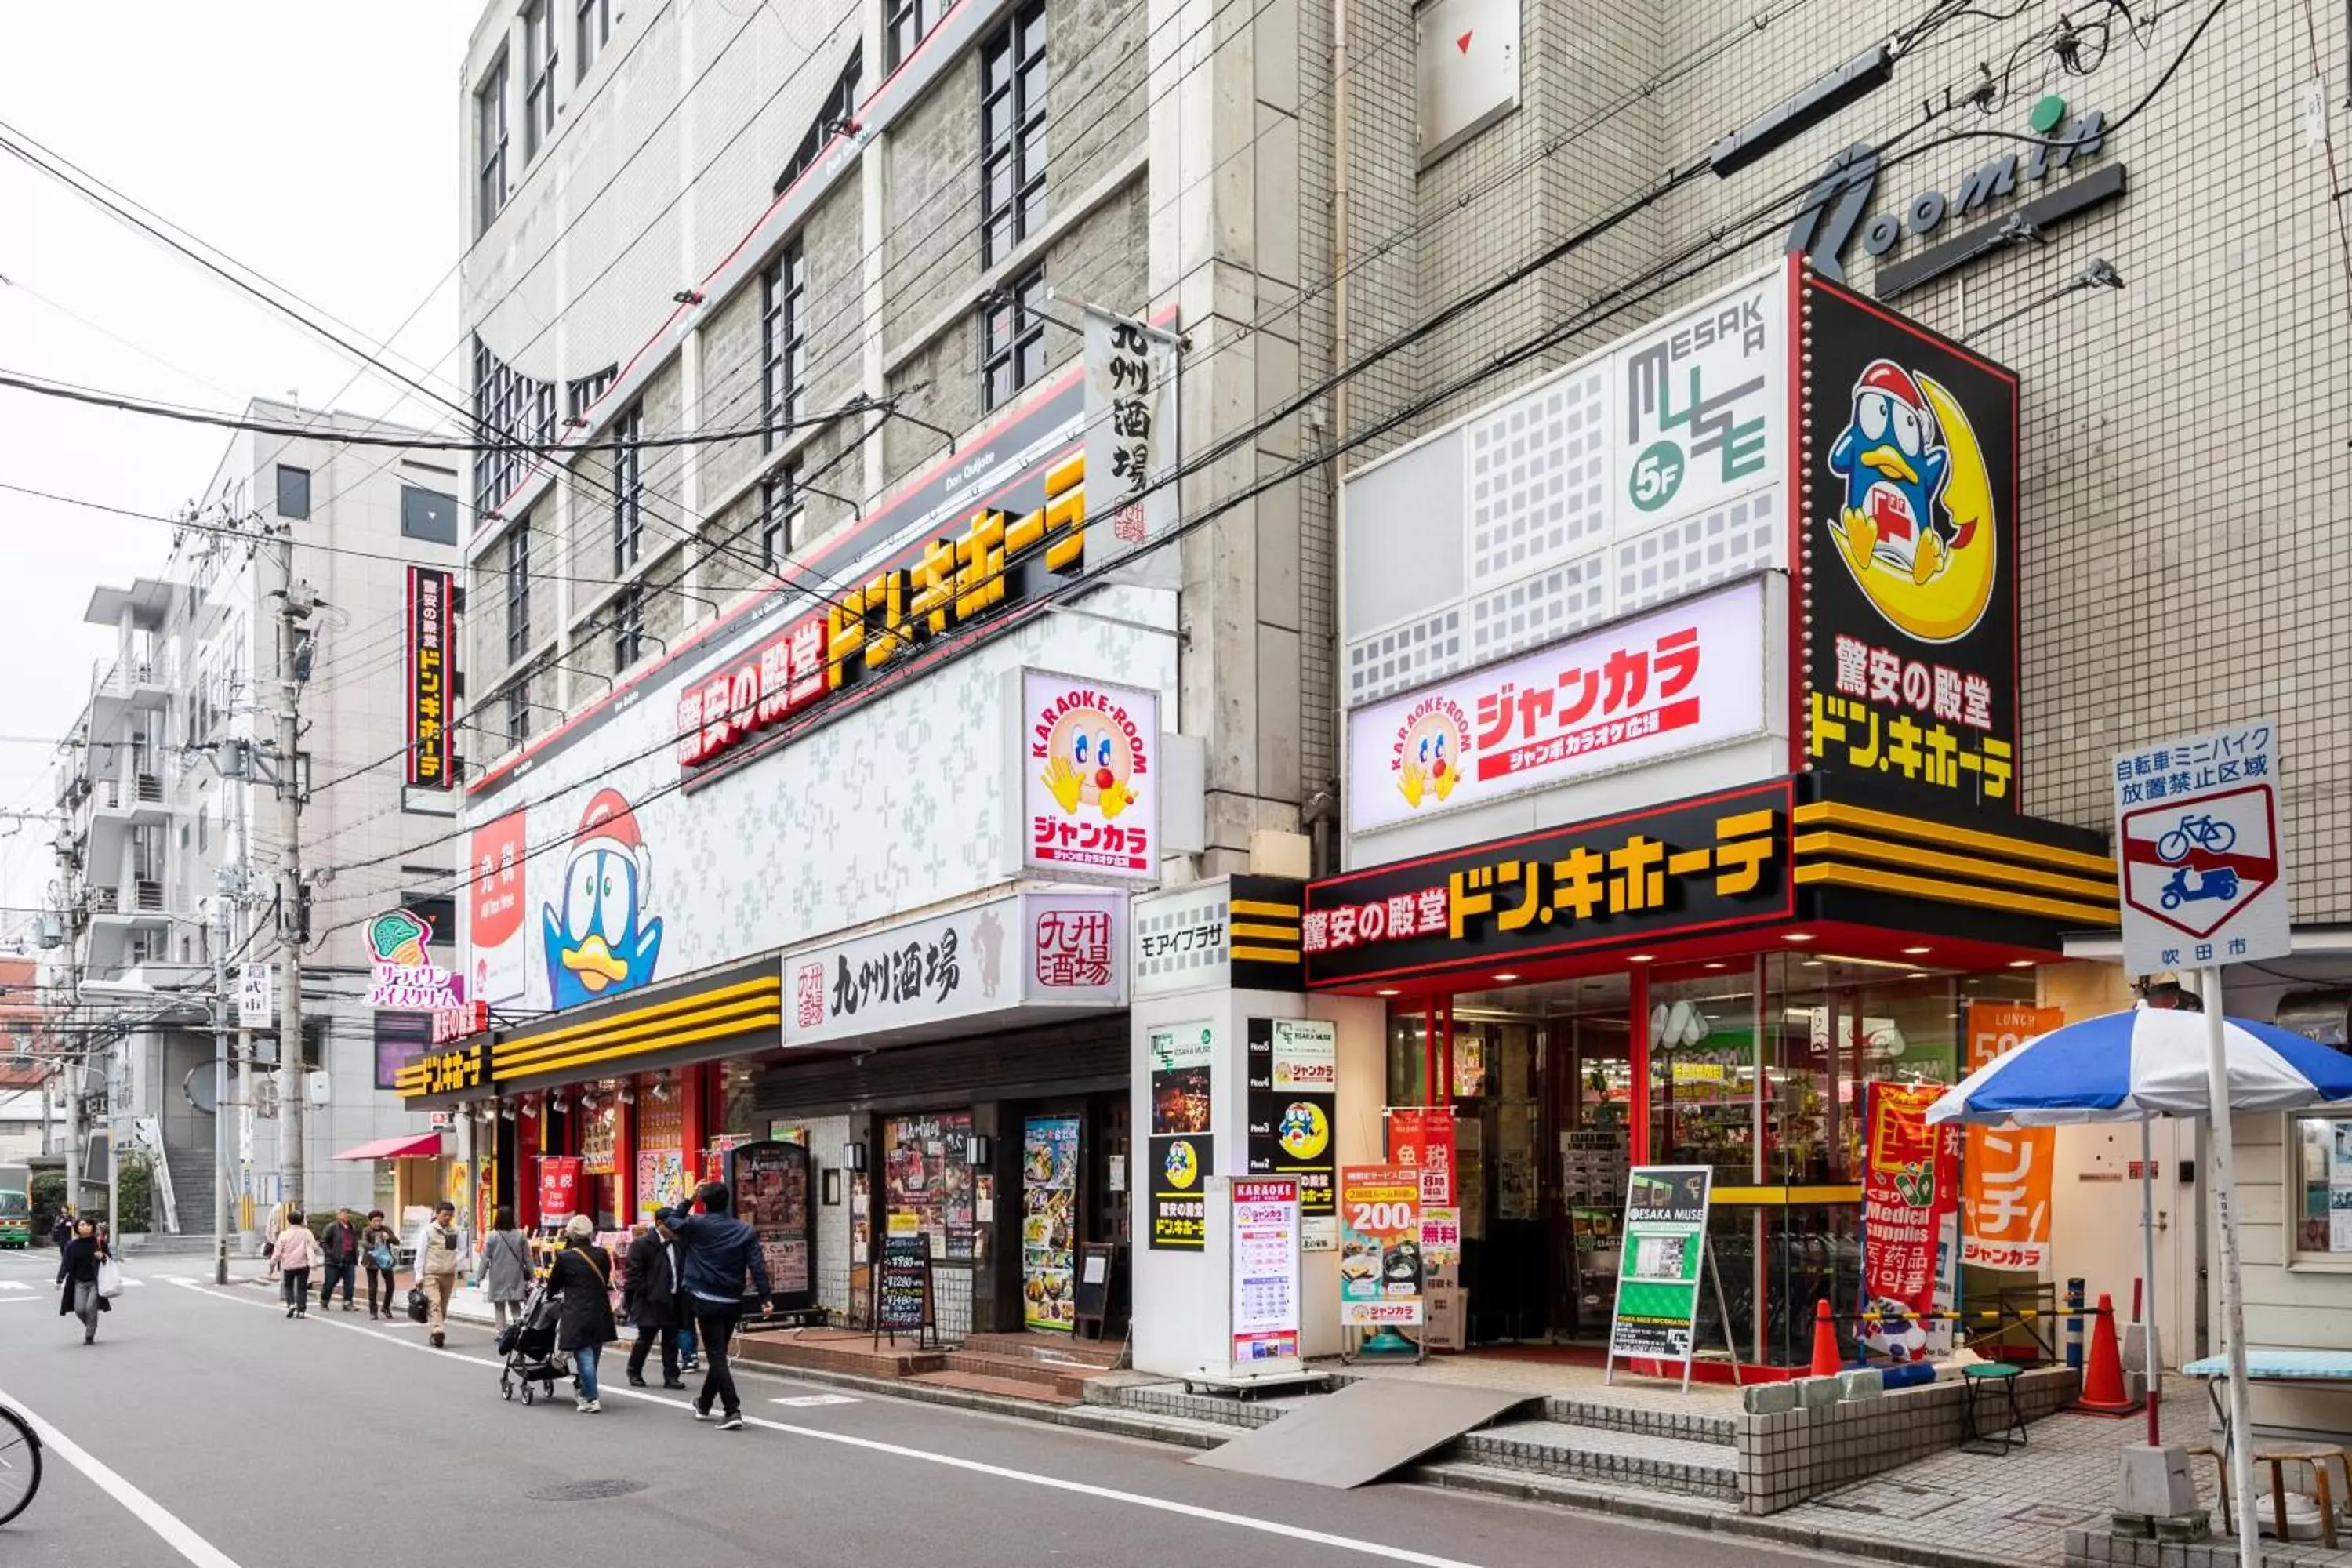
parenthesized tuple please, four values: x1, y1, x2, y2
(272, 1212, 321, 1319)
(361, 1209, 401, 1320)
(478, 1207, 532, 1331)
(54, 1218, 110, 1345)
(546, 1214, 617, 1413)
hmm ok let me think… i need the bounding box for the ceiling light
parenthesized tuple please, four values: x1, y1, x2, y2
(1784, 932, 1815, 943)
(2009, 960, 2036, 968)
(1704, 962, 1726, 971)
(1903, 946, 1932, 956)
(1494, 973, 1519, 982)
(1628, 953, 1654, 963)
(1376, 989, 1399, 997)
(1802, 960, 1824, 968)
(1906, 971, 1927, 980)
(1822, 952, 1939, 973)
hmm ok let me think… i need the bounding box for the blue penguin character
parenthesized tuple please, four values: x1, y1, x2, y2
(542, 788, 663, 1009)
(1828, 358, 1952, 587)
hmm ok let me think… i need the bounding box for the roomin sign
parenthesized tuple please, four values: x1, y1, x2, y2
(2112, 720, 2289, 971)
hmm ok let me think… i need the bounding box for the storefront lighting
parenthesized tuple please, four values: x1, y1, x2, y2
(1376, 989, 1399, 996)
(1493, 972, 1520, 982)
(500, 1102, 517, 1122)
(649, 1077, 671, 1102)
(617, 1085, 637, 1106)
(1784, 933, 1815, 943)
(2009, 960, 2037, 968)
(1906, 971, 1928, 980)
(1704, 962, 1726, 971)
(843, 1142, 868, 1172)
(1902, 946, 1933, 956)
(967, 1134, 994, 1167)
(1628, 953, 1655, 963)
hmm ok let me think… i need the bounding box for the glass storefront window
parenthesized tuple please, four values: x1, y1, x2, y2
(2292, 1115, 2352, 1264)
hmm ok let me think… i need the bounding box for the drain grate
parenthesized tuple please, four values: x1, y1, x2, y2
(2003, 1503, 2101, 1528)
(525, 1479, 649, 1503)
(1809, 1481, 1965, 1522)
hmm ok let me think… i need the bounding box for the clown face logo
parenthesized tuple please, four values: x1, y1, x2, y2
(1038, 701, 1139, 818)
(1826, 358, 1999, 643)
(1391, 697, 1470, 811)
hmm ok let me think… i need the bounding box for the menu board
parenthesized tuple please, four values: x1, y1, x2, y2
(875, 1229, 931, 1336)
(1022, 1115, 1080, 1331)
(1338, 1165, 1424, 1327)
(1231, 1178, 1301, 1363)
(731, 1139, 815, 1306)
(1606, 1165, 1712, 1368)
(1148, 1022, 1215, 1250)
(1247, 1018, 1338, 1251)
(884, 1112, 977, 1261)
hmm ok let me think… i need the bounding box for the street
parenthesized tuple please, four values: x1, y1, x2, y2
(0, 1244, 1837, 1568)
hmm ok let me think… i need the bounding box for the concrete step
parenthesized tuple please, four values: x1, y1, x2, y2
(1454, 1417, 1739, 1501)
(1112, 1381, 1319, 1429)
(731, 1330, 946, 1381)
(956, 1330, 1124, 1370)
(905, 1369, 1082, 1406)
(1536, 1393, 1740, 1446)
(938, 1350, 1112, 1399)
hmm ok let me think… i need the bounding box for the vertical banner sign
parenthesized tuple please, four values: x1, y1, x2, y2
(1081, 305, 1179, 559)
(1148, 1022, 1215, 1250)
(2111, 718, 2291, 973)
(538, 1156, 582, 1223)
(1961, 1003, 2062, 1271)
(1385, 1106, 1457, 1206)
(1230, 1177, 1302, 1363)
(1860, 1082, 1960, 1360)
(1338, 1165, 1425, 1327)
(237, 963, 276, 1029)
(1799, 270, 2020, 817)
(1607, 1166, 1712, 1367)
(1246, 1018, 1338, 1250)
(405, 564, 454, 789)
(1022, 1114, 1080, 1331)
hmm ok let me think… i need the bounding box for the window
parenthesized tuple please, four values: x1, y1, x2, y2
(197, 804, 208, 853)
(523, 0, 558, 161)
(503, 678, 532, 748)
(2292, 1116, 2352, 1265)
(401, 485, 459, 546)
(505, 524, 533, 661)
(759, 467, 800, 570)
(777, 44, 863, 194)
(475, 51, 510, 232)
(470, 337, 550, 516)
(979, 2, 1048, 267)
(274, 464, 311, 520)
(760, 242, 806, 450)
(612, 583, 647, 670)
(575, 0, 611, 82)
(980, 268, 1048, 411)
(613, 404, 644, 572)
(566, 365, 616, 425)
(884, 0, 938, 72)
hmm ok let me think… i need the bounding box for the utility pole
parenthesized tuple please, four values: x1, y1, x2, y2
(210, 865, 233, 1284)
(272, 535, 314, 1218)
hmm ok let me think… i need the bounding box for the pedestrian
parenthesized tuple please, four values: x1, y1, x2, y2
(262, 1203, 284, 1286)
(272, 1212, 321, 1319)
(48, 1205, 74, 1251)
(317, 1207, 362, 1313)
(546, 1214, 617, 1414)
(361, 1209, 401, 1320)
(477, 1206, 532, 1331)
(659, 1182, 772, 1430)
(53, 1218, 110, 1345)
(622, 1217, 687, 1389)
(411, 1199, 466, 1347)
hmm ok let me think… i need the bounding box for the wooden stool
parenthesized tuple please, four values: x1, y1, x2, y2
(2188, 1443, 2352, 1548)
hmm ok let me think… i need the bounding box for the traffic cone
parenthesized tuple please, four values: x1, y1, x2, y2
(1809, 1299, 1842, 1377)
(2070, 1293, 2142, 1416)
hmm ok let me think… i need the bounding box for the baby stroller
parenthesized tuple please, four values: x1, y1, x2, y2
(495, 1279, 570, 1406)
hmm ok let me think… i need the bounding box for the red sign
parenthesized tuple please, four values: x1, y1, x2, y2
(673, 612, 831, 772)
(1033, 907, 1114, 988)
(538, 1156, 583, 1221)
(1385, 1107, 1457, 1206)
(430, 1000, 488, 1044)
(405, 566, 453, 789)
(1860, 1081, 1958, 1360)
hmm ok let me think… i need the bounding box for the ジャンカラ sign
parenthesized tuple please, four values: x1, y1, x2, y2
(1229, 1177, 1302, 1364)
(1013, 669, 1161, 886)
(2111, 718, 2289, 973)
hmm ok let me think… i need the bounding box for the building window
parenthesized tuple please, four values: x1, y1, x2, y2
(566, 365, 616, 425)
(470, 337, 550, 517)
(884, 0, 938, 72)
(505, 524, 532, 662)
(979, 2, 1048, 267)
(274, 464, 312, 520)
(759, 468, 800, 570)
(575, 0, 611, 82)
(523, 0, 558, 161)
(612, 583, 646, 670)
(777, 44, 862, 194)
(504, 678, 532, 748)
(760, 242, 806, 450)
(613, 404, 644, 572)
(475, 51, 510, 233)
(980, 268, 1048, 412)
(401, 485, 459, 546)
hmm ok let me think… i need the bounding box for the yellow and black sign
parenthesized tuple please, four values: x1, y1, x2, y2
(401, 1043, 489, 1099)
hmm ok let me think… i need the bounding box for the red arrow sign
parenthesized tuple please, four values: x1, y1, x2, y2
(1457, 30, 1473, 53)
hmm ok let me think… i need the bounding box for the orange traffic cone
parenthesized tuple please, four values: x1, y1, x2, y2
(1809, 1299, 1842, 1377)
(2071, 1293, 2141, 1416)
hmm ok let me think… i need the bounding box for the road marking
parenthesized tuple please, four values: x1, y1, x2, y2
(172, 1283, 1484, 1567)
(771, 1393, 860, 1407)
(0, 1297, 38, 1305)
(0, 1281, 29, 1291)
(0, 1382, 244, 1567)
(158, 1274, 198, 1285)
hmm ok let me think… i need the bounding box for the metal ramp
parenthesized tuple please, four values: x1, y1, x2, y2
(1189, 1377, 1526, 1488)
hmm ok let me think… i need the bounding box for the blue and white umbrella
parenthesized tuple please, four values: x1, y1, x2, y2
(1926, 1006, 2352, 1127)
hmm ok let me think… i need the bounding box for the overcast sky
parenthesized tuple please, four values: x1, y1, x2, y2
(0, 5, 480, 938)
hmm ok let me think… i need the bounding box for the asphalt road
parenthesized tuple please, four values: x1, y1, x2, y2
(0, 1243, 1819, 1568)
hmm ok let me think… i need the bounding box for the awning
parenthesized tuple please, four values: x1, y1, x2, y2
(332, 1133, 446, 1161)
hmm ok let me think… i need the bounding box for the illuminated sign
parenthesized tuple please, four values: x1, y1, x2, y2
(406, 565, 454, 789)
(365, 909, 466, 1012)
(417, 1044, 488, 1097)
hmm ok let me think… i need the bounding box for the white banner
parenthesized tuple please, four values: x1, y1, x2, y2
(1011, 668, 1163, 887)
(1082, 306, 1179, 559)
(237, 963, 276, 1030)
(1345, 576, 1770, 835)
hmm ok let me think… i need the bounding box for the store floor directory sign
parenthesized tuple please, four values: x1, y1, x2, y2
(1606, 1165, 1712, 1386)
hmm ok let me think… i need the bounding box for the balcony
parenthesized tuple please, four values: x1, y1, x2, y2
(91, 773, 173, 827)
(86, 879, 174, 929)
(89, 652, 176, 713)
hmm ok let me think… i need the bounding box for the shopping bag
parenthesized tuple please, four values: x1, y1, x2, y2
(407, 1286, 430, 1323)
(96, 1258, 125, 1299)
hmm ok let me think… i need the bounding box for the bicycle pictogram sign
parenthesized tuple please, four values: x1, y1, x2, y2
(2118, 784, 2278, 941)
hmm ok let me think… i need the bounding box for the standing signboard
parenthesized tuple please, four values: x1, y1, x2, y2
(1605, 1165, 1712, 1389)
(1229, 1177, 1302, 1365)
(1860, 1082, 1959, 1360)
(1246, 1018, 1338, 1250)
(1147, 1022, 1215, 1250)
(873, 1226, 935, 1347)
(728, 1139, 817, 1316)
(1385, 1106, 1457, 1206)
(2112, 719, 2288, 974)
(1960, 1003, 2062, 1272)
(1338, 1164, 1424, 1331)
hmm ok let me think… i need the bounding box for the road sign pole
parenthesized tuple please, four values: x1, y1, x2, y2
(2200, 967, 2260, 1565)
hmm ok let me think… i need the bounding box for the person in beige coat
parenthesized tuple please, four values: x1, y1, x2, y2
(410, 1200, 469, 1347)
(271, 1213, 321, 1320)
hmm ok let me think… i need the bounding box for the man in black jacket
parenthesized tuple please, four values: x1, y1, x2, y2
(317, 1207, 363, 1312)
(622, 1217, 687, 1389)
(658, 1183, 773, 1430)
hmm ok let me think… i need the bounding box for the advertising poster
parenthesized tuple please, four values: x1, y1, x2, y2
(1231, 1178, 1301, 1362)
(884, 1112, 976, 1262)
(538, 1156, 582, 1223)
(1961, 1002, 2060, 1271)
(1420, 1206, 1462, 1271)
(1385, 1106, 1457, 1207)
(1246, 1018, 1338, 1250)
(1338, 1165, 1425, 1327)
(465, 810, 530, 1007)
(732, 1140, 813, 1301)
(1607, 1165, 1712, 1364)
(2332, 1124, 2352, 1252)
(1860, 1081, 1961, 1360)
(1022, 1114, 1080, 1331)
(1149, 1022, 1215, 1250)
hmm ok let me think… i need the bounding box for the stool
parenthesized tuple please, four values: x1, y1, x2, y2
(2190, 1443, 2352, 1548)
(1962, 1363, 2027, 1455)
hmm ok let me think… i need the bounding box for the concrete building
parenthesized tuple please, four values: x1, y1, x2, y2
(48, 401, 464, 1232)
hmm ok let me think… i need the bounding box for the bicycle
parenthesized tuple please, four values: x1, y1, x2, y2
(0, 1403, 39, 1526)
(2155, 812, 2236, 863)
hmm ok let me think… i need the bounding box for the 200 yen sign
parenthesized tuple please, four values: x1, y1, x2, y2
(1349, 1200, 1413, 1232)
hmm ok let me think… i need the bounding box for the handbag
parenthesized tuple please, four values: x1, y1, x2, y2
(96, 1257, 125, 1299)
(406, 1285, 430, 1324)
(371, 1243, 394, 1273)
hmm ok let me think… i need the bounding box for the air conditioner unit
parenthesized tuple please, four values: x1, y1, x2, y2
(86, 887, 118, 914)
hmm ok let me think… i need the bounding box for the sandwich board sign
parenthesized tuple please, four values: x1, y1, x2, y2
(1605, 1165, 1714, 1392)
(2112, 719, 2290, 974)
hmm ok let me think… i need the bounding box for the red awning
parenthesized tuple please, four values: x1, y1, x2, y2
(332, 1133, 446, 1161)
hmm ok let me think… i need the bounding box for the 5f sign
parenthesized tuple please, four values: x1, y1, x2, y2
(2111, 718, 2290, 974)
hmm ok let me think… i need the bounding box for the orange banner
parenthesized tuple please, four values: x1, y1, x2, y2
(1960, 1002, 2063, 1272)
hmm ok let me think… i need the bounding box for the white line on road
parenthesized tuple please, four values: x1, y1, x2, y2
(771, 1393, 861, 1406)
(172, 1283, 1486, 1567)
(0, 1383, 244, 1568)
